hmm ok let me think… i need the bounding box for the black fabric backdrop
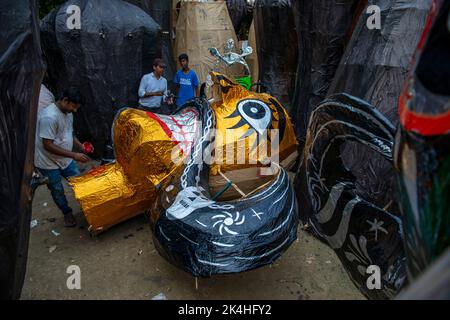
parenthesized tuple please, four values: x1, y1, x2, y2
(327, 0, 433, 212)
(0, 0, 45, 299)
(41, 0, 162, 157)
(126, 0, 176, 89)
(253, 0, 298, 113)
(291, 0, 365, 144)
(226, 0, 249, 37)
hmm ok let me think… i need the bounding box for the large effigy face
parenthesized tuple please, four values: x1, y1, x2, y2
(208, 72, 298, 174)
(70, 72, 298, 234)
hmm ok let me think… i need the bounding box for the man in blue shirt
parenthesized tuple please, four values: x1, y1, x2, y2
(138, 58, 168, 112)
(173, 53, 199, 107)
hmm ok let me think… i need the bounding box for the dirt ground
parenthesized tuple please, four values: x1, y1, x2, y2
(21, 164, 365, 300)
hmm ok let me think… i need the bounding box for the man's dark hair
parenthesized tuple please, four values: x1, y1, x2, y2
(153, 58, 166, 67)
(60, 86, 84, 105)
(178, 53, 189, 62)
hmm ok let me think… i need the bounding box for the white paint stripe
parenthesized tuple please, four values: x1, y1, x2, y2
(316, 182, 347, 224)
(159, 226, 171, 241)
(179, 232, 198, 246)
(196, 219, 207, 227)
(325, 197, 361, 249)
(313, 100, 394, 139)
(212, 241, 235, 247)
(197, 257, 231, 267)
(258, 194, 295, 237)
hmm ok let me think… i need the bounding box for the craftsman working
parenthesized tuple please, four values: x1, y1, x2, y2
(34, 87, 90, 227)
(138, 58, 168, 112)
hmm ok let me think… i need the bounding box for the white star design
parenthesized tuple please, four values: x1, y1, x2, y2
(367, 219, 388, 241)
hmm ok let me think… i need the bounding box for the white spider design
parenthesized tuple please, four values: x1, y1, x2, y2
(212, 211, 245, 235)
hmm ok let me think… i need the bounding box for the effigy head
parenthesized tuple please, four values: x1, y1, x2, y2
(207, 72, 298, 175)
(70, 72, 298, 238)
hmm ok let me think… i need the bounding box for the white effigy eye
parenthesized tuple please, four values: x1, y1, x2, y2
(237, 100, 271, 136)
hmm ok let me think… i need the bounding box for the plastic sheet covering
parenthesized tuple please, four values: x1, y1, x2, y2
(247, 20, 259, 87)
(253, 0, 297, 113)
(295, 93, 405, 299)
(208, 72, 298, 175)
(151, 97, 299, 277)
(70, 107, 199, 233)
(125, 0, 176, 89)
(294, 1, 447, 299)
(291, 0, 364, 142)
(396, 0, 450, 279)
(0, 0, 44, 299)
(327, 0, 433, 213)
(40, 0, 162, 158)
(226, 0, 249, 36)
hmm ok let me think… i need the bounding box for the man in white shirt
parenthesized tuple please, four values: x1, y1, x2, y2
(32, 84, 57, 187)
(38, 83, 55, 115)
(35, 87, 90, 227)
(138, 58, 168, 112)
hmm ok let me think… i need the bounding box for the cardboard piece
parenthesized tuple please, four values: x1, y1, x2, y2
(247, 20, 259, 85)
(174, 0, 242, 83)
(209, 167, 274, 201)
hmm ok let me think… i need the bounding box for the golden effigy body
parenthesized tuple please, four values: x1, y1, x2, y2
(70, 73, 297, 233)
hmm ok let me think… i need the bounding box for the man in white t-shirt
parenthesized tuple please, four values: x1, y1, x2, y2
(32, 84, 57, 187)
(35, 87, 90, 227)
(138, 58, 168, 113)
(38, 83, 55, 115)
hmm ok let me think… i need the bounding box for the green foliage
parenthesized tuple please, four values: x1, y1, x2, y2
(38, 0, 65, 19)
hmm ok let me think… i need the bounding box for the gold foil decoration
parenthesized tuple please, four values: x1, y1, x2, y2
(70, 108, 198, 233)
(70, 72, 298, 233)
(209, 72, 298, 175)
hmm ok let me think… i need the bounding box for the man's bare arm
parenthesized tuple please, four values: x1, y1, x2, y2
(43, 139, 89, 163)
(143, 91, 164, 98)
(73, 136, 84, 152)
(195, 86, 200, 97)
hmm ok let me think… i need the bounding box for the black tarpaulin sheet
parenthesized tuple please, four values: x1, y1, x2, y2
(0, 0, 44, 299)
(253, 0, 298, 113)
(40, 0, 162, 157)
(294, 0, 437, 299)
(125, 0, 175, 89)
(291, 0, 364, 143)
(226, 0, 249, 36)
(327, 0, 433, 212)
(152, 98, 299, 277)
(295, 93, 406, 299)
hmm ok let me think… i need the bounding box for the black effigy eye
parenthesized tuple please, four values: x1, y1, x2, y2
(226, 99, 273, 137)
(242, 102, 266, 120)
